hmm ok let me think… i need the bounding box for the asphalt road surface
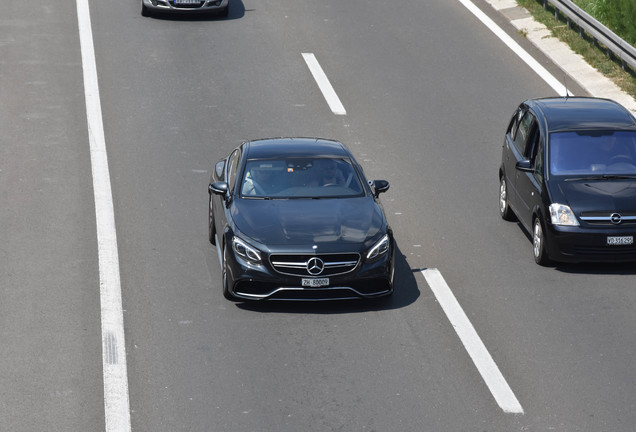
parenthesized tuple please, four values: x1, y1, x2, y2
(2, 0, 635, 431)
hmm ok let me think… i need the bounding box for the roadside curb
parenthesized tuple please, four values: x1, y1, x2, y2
(485, 0, 636, 113)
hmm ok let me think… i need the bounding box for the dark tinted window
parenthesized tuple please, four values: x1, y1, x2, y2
(240, 157, 364, 198)
(226, 148, 241, 192)
(507, 108, 524, 140)
(549, 130, 636, 175)
(215, 160, 225, 181)
(513, 111, 536, 154)
(524, 121, 540, 160)
(534, 138, 544, 179)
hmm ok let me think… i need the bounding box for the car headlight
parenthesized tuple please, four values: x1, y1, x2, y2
(366, 234, 390, 261)
(232, 236, 262, 265)
(549, 203, 579, 226)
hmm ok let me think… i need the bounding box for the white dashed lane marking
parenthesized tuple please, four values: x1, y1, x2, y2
(422, 268, 524, 414)
(302, 53, 347, 115)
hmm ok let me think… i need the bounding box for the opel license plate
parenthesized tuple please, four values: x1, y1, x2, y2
(607, 235, 633, 246)
(302, 278, 329, 288)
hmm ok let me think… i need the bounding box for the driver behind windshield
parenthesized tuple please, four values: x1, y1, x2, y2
(594, 134, 633, 166)
(309, 159, 345, 187)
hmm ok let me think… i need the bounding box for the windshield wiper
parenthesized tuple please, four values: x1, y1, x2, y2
(565, 174, 636, 181)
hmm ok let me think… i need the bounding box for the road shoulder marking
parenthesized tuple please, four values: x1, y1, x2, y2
(422, 268, 524, 414)
(76, 0, 132, 430)
(456, 0, 567, 96)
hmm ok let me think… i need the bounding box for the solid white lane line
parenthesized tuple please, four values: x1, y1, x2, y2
(302, 53, 347, 115)
(422, 268, 524, 414)
(76, 0, 132, 431)
(456, 0, 568, 96)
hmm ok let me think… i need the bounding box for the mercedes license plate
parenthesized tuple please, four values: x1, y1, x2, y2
(302, 278, 329, 288)
(607, 235, 633, 246)
(174, 0, 200, 4)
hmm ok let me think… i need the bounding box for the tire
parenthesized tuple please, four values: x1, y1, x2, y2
(218, 4, 229, 17)
(221, 243, 235, 300)
(499, 176, 515, 221)
(533, 217, 551, 266)
(208, 195, 216, 245)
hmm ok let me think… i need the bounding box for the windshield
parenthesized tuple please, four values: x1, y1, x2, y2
(549, 130, 636, 176)
(240, 157, 365, 198)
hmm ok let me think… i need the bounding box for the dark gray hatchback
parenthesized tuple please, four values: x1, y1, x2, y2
(499, 97, 636, 265)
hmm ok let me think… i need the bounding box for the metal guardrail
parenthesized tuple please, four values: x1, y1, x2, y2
(544, 0, 636, 72)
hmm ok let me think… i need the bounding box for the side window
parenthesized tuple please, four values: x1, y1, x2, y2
(524, 121, 539, 160)
(215, 160, 225, 181)
(507, 108, 524, 140)
(534, 137, 544, 180)
(513, 111, 536, 155)
(226, 149, 241, 193)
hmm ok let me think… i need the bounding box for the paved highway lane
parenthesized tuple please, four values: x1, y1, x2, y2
(0, 2, 105, 430)
(89, 1, 529, 430)
(3, 0, 636, 430)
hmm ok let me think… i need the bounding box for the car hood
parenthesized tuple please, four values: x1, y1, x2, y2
(229, 197, 386, 247)
(555, 179, 636, 213)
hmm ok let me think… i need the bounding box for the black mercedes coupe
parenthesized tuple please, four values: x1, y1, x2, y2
(208, 138, 394, 301)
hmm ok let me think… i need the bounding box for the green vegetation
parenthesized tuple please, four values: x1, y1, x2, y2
(516, 0, 636, 100)
(573, 0, 636, 46)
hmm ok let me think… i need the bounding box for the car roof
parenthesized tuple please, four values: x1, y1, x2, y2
(528, 97, 636, 133)
(243, 137, 350, 159)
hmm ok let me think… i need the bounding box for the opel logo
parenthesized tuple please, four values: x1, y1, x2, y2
(610, 213, 622, 225)
(307, 257, 325, 275)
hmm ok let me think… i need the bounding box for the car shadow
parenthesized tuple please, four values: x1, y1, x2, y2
(146, 0, 246, 21)
(554, 261, 636, 275)
(235, 243, 421, 314)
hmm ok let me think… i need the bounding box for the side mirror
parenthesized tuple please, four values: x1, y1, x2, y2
(515, 160, 533, 173)
(372, 180, 390, 198)
(209, 181, 229, 197)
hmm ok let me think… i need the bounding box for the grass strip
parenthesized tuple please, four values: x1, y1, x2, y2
(515, 0, 636, 100)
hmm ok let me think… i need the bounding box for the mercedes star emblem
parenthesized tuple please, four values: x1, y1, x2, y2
(307, 257, 325, 275)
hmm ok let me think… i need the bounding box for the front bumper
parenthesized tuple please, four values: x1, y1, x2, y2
(545, 224, 636, 263)
(225, 246, 395, 301)
(142, 0, 228, 13)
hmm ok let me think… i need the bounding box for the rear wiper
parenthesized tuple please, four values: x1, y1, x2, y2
(565, 175, 636, 181)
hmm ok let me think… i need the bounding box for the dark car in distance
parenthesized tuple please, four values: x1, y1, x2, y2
(208, 138, 394, 300)
(141, 0, 229, 17)
(499, 97, 636, 265)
